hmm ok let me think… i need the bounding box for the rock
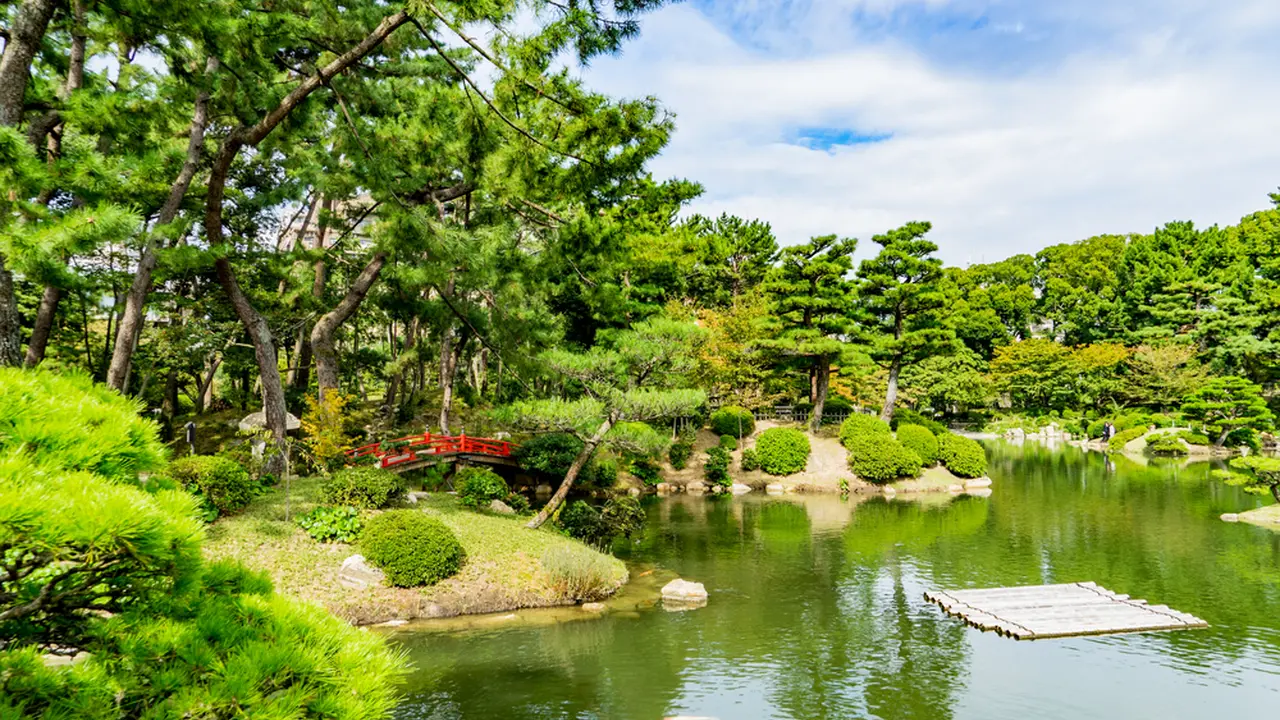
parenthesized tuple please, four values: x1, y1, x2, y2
(656, 482, 672, 494)
(948, 484, 965, 494)
(581, 602, 607, 613)
(686, 481, 707, 494)
(882, 486, 897, 498)
(628, 487, 642, 497)
(1221, 513, 1241, 523)
(966, 488, 993, 498)
(964, 477, 993, 489)
(1005, 428, 1026, 441)
(661, 578, 709, 611)
(488, 499, 516, 515)
(339, 555, 384, 590)
(765, 483, 785, 495)
(730, 483, 752, 495)
(535, 484, 553, 496)
(374, 619, 409, 627)
(404, 493, 418, 504)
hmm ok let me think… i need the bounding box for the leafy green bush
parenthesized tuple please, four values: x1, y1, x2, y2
(846, 434, 922, 484)
(704, 446, 732, 487)
(593, 456, 619, 489)
(541, 546, 622, 601)
(719, 434, 738, 450)
(839, 413, 891, 448)
(600, 496, 646, 541)
(1115, 413, 1155, 433)
(321, 465, 401, 509)
(668, 441, 693, 470)
(456, 467, 509, 508)
(166, 455, 257, 517)
(891, 407, 947, 436)
(1176, 430, 1212, 446)
(741, 447, 761, 472)
(513, 432, 611, 488)
(296, 505, 363, 543)
(557, 497, 646, 548)
(504, 492, 532, 514)
(1108, 426, 1147, 452)
(359, 510, 465, 587)
(1086, 419, 1108, 439)
(710, 406, 755, 438)
(938, 433, 989, 478)
(630, 459, 662, 486)
(755, 428, 810, 476)
(1146, 434, 1189, 456)
(896, 424, 939, 466)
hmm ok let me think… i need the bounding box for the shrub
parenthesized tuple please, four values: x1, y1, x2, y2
(166, 455, 257, 517)
(456, 467, 509, 508)
(1114, 413, 1155, 433)
(557, 497, 645, 548)
(599, 496, 646, 541)
(514, 432, 610, 488)
(296, 505, 363, 543)
(704, 446, 731, 487)
(359, 510, 464, 587)
(896, 424, 939, 466)
(1176, 430, 1212, 446)
(1146, 435, 1189, 456)
(630, 459, 662, 486)
(592, 456, 619, 489)
(891, 407, 947, 436)
(541, 546, 622, 601)
(847, 434, 922, 484)
(504, 492, 532, 514)
(299, 392, 349, 472)
(668, 441, 693, 470)
(839, 414, 891, 448)
(321, 465, 401, 509)
(710, 406, 755, 438)
(1086, 419, 1108, 439)
(741, 447, 761, 472)
(755, 428, 810, 476)
(559, 501, 602, 544)
(719, 434, 738, 450)
(938, 433, 989, 478)
(1107, 426, 1147, 452)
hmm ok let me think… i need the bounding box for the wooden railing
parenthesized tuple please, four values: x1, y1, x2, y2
(345, 432, 517, 470)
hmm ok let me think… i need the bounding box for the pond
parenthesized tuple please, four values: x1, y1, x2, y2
(386, 443, 1280, 719)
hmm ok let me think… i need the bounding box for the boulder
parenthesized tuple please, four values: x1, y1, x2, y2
(1220, 513, 1241, 523)
(661, 578, 709, 611)
(1005, 428, 1026, 441)
(581, 602, 607, 613)
(730, 483, 752, 495)
(964, 477, 993, 489)
(488, 499, 516, 515)
(656, 482, 672, 494)
(628, 487, 642, 497)
(686, 481, 707, 494)
(881, 486, 897, 498)
(765, 483, 785, 495)
(966, 488, 993, 498)
(535, 484, 553, 496)
(338, 554, 385, 590)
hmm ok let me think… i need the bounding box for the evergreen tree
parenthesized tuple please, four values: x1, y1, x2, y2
(1181, 375, 1274, 446)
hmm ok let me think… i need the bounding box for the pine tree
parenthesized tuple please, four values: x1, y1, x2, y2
(1180, 375, 1274, 447)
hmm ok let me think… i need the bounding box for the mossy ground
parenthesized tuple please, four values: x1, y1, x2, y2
(203, 476, 627, 624)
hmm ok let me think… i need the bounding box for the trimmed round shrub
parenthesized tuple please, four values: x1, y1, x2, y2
(719, 434, 738, 450)
(938, 433, 988, 478)
(741, 447, 761, 472)
(1176, 430, 1211, 446)
(359, 510, 464, 587)
(755, 428, 810, 476)
(847, 434, 922, 484)
(1146, 434, 1189, 456)
(668, 441, 693, 470)
(559, 501, 602, 544)
(166, 455, 256, 517)
(1107, 426, 1147, 452)
(456, 467, 509, 508)
(710, 406, 755, 438)
(890, 407, 947, 436)
(704, 446, 731, 487)
(839, 413, 891, 449)
(896, 424, 939, 466)
(321, 466, 401, 509)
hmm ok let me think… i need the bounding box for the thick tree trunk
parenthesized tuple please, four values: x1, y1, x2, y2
(810, 358, 830, 433)
(880, 358, 902, 423)
(526, 418, 614, 530)
(23, 285, 60, 367)
(312, 253, 386, 400)
(439, 336, 459, 434)
(161, 370, 179, 442)
(1215, 428, 1230, 448)
(289, 198, 332, 392)
(107, 61, 215, 389)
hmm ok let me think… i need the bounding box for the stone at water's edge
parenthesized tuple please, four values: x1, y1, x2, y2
(686, 481, 707, 494)
(731, 483, 752, 495)
(582, 602, 607, 612)
(339, 554, 384, 589)
(765, 483, 785, 495)
(948, 484, 965, 494)
(964, 477, 993, 489)
(966, 488, 993, 498)
(489, 499, 516, 515)
(1221, 513, 1240, 522)
(662, 578, 709, 604)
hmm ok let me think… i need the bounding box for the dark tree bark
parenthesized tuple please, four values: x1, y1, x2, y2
(526, 417, 614, 530)
(289, 198, 332, 393)
(811, 358, 830, 433)
(312, 253, 386, 400)
(23, 285, 60, 367)
(107, 59, 216, 390)
(438, 275, 459, 433)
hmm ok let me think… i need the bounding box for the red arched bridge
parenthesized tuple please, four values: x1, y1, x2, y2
(345, 432, 520, 473)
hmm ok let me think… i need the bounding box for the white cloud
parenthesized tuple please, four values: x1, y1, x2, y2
(581, 2, 1280, 264)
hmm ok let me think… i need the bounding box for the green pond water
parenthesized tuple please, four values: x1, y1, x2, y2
(386, 443, 1280, 719)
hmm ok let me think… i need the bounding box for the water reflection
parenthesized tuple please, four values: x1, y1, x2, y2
(389, 443, 1280, 719)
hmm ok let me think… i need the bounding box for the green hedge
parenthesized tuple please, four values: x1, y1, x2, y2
(741, 448, 761, 472)
(839, 414, 891, 449)
(668, 441, 693, 470)
(847, 434, 922, 484)
(891, 408, 947, 436)
(710, 406, 755, 438)
(456, 467, 509, 508)
(896, 424, 939, 466)
(719, 434, 738, 450)
(1176, 430, 1212, 446)
(321, 466, 401, 509)
(166, 456, 256, 517)
(1146, 434, 1189, 456)
(1107, 427, 1147, 452)
(704, 446, 731, 487)
(938, 434, 988, 478)
(755, 428, 810, 476)
(359, 510, 464, 587)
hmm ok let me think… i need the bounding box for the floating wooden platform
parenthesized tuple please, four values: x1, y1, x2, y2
(924, 582, 1208, 640)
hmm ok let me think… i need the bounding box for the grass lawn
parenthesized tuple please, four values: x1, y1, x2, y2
(203, 476, 627, 624)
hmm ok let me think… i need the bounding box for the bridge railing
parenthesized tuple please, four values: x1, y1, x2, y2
(345, 432, 518, 470)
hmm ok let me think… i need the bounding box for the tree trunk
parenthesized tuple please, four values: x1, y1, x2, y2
(526, 418, 614, 530)
(438, 275, 458, 433)
(107, 60, 215, 390)
(161, 370, 179, 442)
(810, 357, 830, 433)
(1215, 428, 1230, 448)
(312, 253, 386, 400)
(289, 198, 331, 392)
(1271, 482, 1280, 505)
(880, 358, 901, 423)
(23, 285, 60, 367)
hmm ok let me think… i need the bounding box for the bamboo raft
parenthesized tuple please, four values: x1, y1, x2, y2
(924, 582, 1208, 640)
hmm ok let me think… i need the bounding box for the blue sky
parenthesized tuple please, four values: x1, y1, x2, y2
(581, 0, 1280, 263)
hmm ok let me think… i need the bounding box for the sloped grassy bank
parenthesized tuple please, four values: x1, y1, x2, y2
(203, 477, 627, 625)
